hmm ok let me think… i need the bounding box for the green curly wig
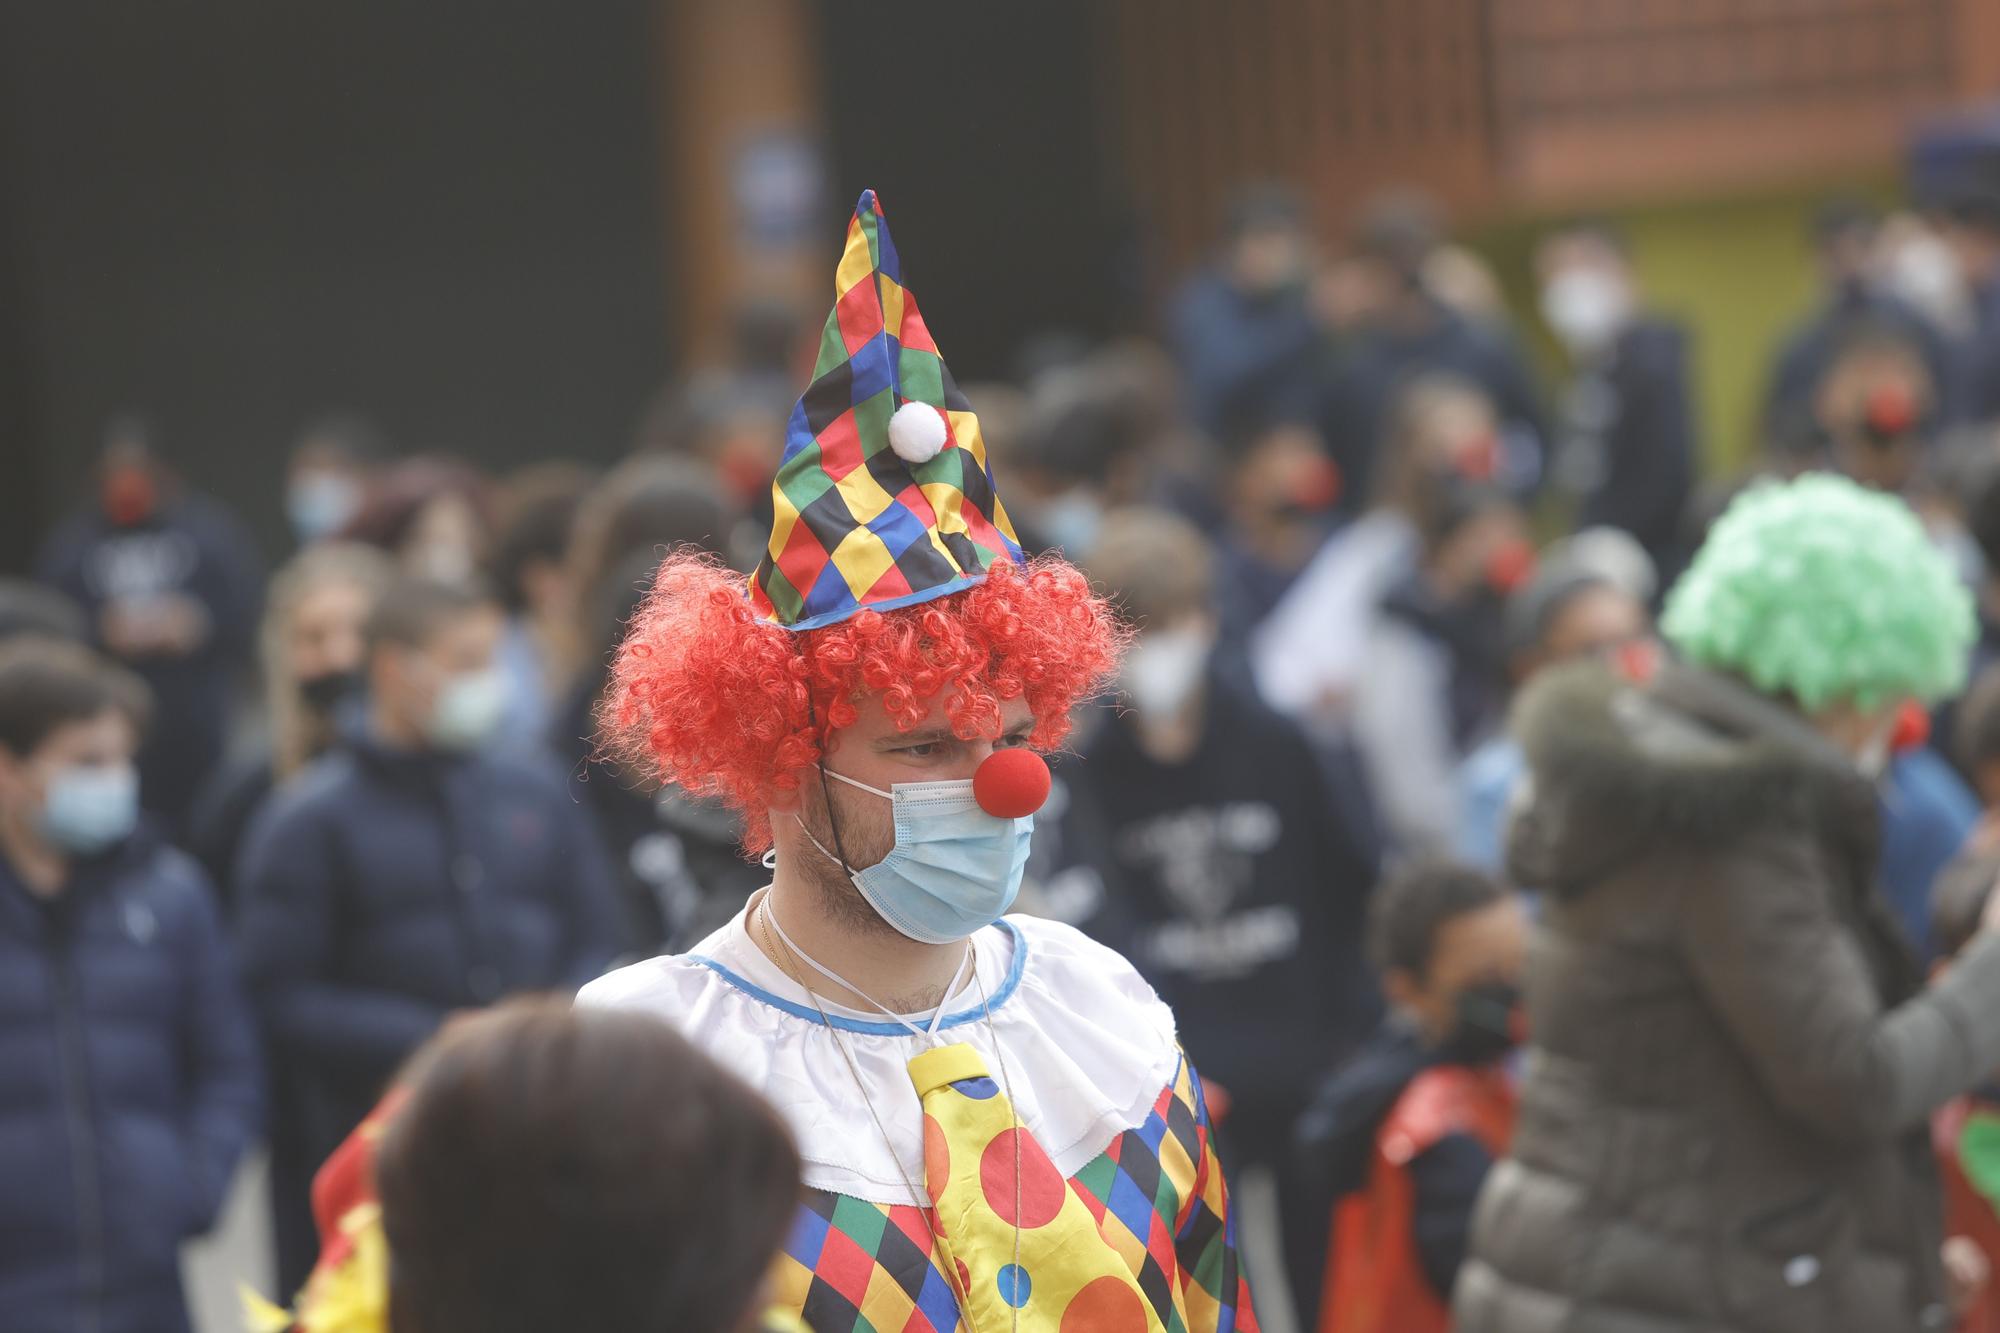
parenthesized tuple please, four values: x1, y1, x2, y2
(1661, 474, 1974, 710)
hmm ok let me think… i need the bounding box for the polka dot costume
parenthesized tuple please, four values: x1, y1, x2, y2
(910, 1044, 1161, 1331)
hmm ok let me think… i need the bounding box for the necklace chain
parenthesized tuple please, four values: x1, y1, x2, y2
(755, 896, 1022, 1333)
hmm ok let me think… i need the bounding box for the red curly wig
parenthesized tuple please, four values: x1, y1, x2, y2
(599, 551, 1126, 854)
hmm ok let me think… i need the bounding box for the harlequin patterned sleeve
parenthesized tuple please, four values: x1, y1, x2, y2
(1167, 1059, 1258, 1333)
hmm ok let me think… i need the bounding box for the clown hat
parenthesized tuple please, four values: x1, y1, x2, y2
(750, 189, 1023, 630)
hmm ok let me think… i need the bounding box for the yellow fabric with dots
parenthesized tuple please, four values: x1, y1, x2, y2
(909, 1043, 1165, 1333)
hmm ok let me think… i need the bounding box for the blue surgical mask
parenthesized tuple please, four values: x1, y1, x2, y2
(798, 769, 1032, 944)
(426, 667, 509, 752)
(40, 764, 140, 855)
(1035, 490, 1104, 557)
(287, 474, 363, 544)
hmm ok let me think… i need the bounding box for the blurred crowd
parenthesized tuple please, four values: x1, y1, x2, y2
(14, 169, 2000, 1333)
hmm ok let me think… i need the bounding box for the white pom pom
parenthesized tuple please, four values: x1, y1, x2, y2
(887, 402, 947, 464)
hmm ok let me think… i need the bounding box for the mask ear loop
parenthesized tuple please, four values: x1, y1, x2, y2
(806, 691, 858, 876)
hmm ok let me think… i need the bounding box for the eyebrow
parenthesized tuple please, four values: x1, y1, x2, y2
(876, 718, 1036, 749)
(879, 727, 956, 748)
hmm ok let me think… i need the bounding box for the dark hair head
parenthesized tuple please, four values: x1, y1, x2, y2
(0, 638, 152, 758)
(375, 997, 801, 1333)
(491, 465, 596, 614)
(635, 371, 788, 459)
(1932, 851, 2000, 961)
(295, 413, 388, 465)
(1084, 507, 1216, 628)
(1355, 190, 1444, 277)
(1504, 566, 1614, 665)
(569, 457, 739, 603)
(339, 455, 493, 554)
(365, 577, 498, 656)
(1018, 369, 1146, 488)
(1369, 859, 1507, 981)
(0, 580, 87, 645)
(1225, 181, 1307, 241)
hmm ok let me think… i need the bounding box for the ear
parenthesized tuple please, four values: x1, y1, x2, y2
(1381, 966, 1422, 1015)
(0, 744, 30, 804)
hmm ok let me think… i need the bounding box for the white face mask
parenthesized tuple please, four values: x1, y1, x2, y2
(1540, 268, 1630, 355)
(1121, 625, 1212, 723)
(1035, 490, 1104, 557)
(1882, 232, 1970, 336)
(425, 666, 509, 752)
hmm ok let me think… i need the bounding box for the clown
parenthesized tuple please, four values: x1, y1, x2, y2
(580, 191, 1258, 1333)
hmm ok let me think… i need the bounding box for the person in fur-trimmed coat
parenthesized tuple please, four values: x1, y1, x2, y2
(1456, 475, 2000, 1333)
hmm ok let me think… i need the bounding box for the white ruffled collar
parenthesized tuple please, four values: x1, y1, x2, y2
(578, 899, 1180, 1206)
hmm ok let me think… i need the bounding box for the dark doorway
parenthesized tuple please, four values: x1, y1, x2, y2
(0, 1, 672, 566)
(817, 0, 1132, 384)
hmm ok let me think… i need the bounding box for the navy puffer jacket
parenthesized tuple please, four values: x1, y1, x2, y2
(235, 729, 620, 1183)
(0, 832, 261, 1333)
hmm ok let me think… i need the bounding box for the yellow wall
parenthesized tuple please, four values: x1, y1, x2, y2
(1472, 178, 1905, 475)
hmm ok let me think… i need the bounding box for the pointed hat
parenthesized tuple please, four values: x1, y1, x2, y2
(749, 189, 1023, 630)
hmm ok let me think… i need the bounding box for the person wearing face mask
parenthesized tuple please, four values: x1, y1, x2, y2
(235, 575, 620, 1296)
(183, 542, 394, 1291)
(285, 415, 383, 548)
(337, 455, 495, 584)
(1042, 507, 1379, 1326)
(1765, 198, 1961, 450)
(1297, 861, 1525, 1333)
(580, 192, 1258, 1333)
(35, 419, 266, 835)
(1456, 531, 1657, 874)
(0, 638, 261, 1333)
(1350, 478, 1534, 856)
(1535, 221, 1696, 576)
(1313, 191, 1550, 512)
(1167, 182, 1323, 435)
(1456, 474, 2000, 1333)
(188, 542, 395, 904)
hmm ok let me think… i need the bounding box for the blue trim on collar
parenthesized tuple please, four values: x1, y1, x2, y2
(690, 918, 1026, 1034)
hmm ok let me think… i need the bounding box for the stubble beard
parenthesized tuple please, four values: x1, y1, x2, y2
(797, 777, 900, 940)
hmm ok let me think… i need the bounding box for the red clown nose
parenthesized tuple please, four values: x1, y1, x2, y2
(1891, 701, 1931, 754)
(973, 748, 1051, 819)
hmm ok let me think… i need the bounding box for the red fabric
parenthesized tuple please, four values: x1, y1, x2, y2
(1319, 1065, 1516, 1333)
(1937, 1097, 2000, 1333)
(305, 1086, 405, 1274)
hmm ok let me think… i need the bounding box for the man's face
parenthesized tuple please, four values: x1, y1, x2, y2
(790, 690, 1037, 934)
(290, 579, 375, 685)
(0, 709, 138, 828)
(373, 606, 503, 740)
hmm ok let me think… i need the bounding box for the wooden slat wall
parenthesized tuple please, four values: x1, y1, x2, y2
(1101, 0, 1997, 274)
(1101, 0, 1496, 270)
(1490, 0, 1960, 200)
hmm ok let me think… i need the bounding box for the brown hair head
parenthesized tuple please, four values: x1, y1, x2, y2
(375, 997, 801, 1333)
